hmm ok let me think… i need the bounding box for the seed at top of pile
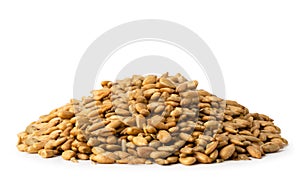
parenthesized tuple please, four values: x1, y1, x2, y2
(17, 72, 288, 165)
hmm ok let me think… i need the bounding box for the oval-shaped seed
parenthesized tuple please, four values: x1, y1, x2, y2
(142, 75, 157, 85)
(106, 120, 122, 129)
(243, 135, 261, 142)
(210, 149, 219, 161)
(271, 138, 286, 148)
(62, 150, 76, 160)
(261, 142, 280, 153)
(194, 152, 212, 164)
(91, 147, 105, 154)
(92, 88, 111, 100)
(179, 157, 196, 165)
(166, 156, 178, 164)
(179, 133, 192, 142)
(135, 103, 147, 113)
(114, 151, 130, 159)
(91, 154, 115, 164)
(176, 83, 187, 92)
(106, 144, 122, 151)
(78, 145, 91, 154)
(220, 144, 235, 160)
(143, 89, 159, 98)
(77, 153, 89, 160)
(57, 111, 74, 119)
(149, 140, 161, 148)
(133, 137, 148, 146)
(155, 158, 169, 165)
(150, 151, 171, 159)
(157, 130, 172, 144)
(38, 149, 56, 158)
(230, 138, 244, 146)
(158, 145, 176, 152)
(159, 78, 175, 88)
(205, 141, 219, 155)
(246, 145, 262, 159)
(235, 146, 246, 153)
(127, 148, 138, 156)
(137, 147, 156, 158)
(17, 144, 28, 152)
(128, 158, 146, 164)
(122, 127, 143, 135)
(236, 154, 250, 160)
(180, 146, 193, 155)
(115, 108, 130, 116)
(106, 136, 117, 144)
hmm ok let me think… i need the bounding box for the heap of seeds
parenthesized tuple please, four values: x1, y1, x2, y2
(17, 73, 288, 165)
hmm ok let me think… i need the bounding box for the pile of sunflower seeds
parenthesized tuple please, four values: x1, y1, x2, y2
(17, 73, 288, 165)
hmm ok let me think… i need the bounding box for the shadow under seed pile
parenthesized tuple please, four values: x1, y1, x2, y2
(17, 73, 288, 165)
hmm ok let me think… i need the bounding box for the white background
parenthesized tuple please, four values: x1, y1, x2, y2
(1, 0, 299, 181)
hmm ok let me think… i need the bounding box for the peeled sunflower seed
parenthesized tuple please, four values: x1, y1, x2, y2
(17, 73, 288, 165)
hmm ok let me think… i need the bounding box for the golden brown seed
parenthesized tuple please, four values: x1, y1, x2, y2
(91, 154, 115, 164)
(157, 130, 172, 144)
(61, 139, 73, 151)
(235, 146, 246, 153)
(224, 126, 238, 134)
(155, 158, 169, 165)
(93, 88, 111, 100)
(236, 154, 250, 160)
(261, 142, 280, 153)
(77, 153, 89, 160)
(166, 156, 178, 164)
(195, 152, 212, 164)
(44, 140, 55, 149)
(271, 138, 286, 148)
(135, 103, 147, 113)
(246, 145, 262, 159)
(39, 113, 57, 122)
(220, 144, 236, 160)
(53, 137, 67, 147)
(142, 75, 157, 85)
(205, 141, 219, 155)
(179, 157, 196, 165)
(230, 139, 244, 146)
(122, 127, 143, 135)
(78, 145, 91, 154)
(38, 149, 56, 158)
(159, 78, 176, 88)
(57, 111, 74, 119)
(17, 144, 28, 152)
(210, 150, 219, 162)
(86, 138, 100, 147)
(62, 150, 76, 160)
(106, 120, 122, 129)
(132, 137, 148, 146)
(91, 147, 105, 154)
(32, 141, 47, 150)
(27, 146, 39, 153)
